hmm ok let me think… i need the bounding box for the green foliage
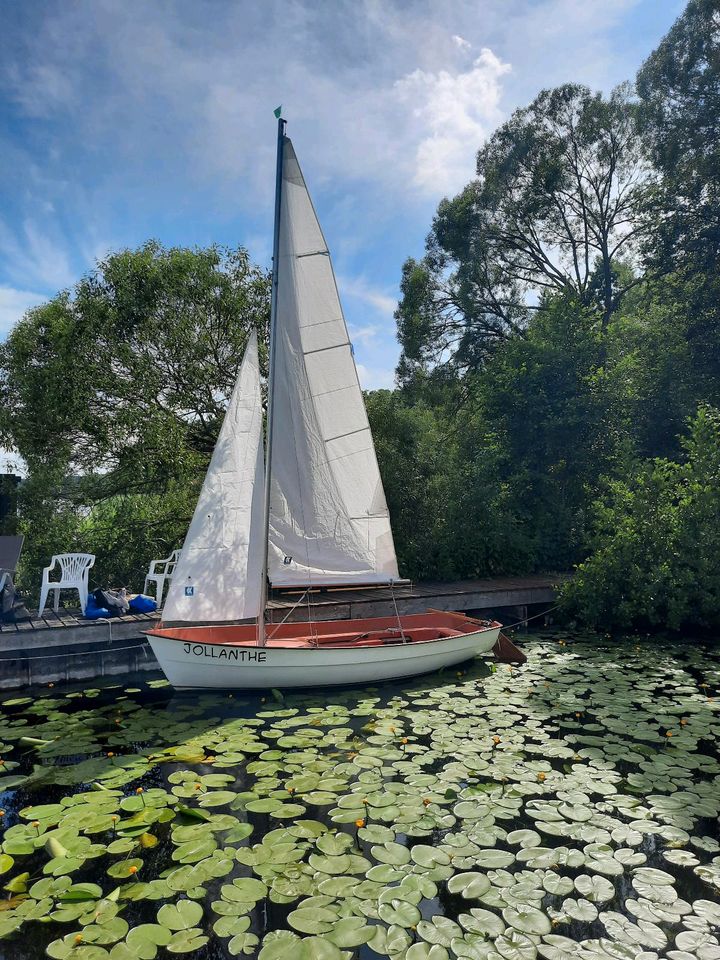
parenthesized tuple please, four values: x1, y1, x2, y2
(396, 83, 651, 383)
(562, 406, 720, 631)
(0, 242, 269, 597)
(637, 0, 720, 275)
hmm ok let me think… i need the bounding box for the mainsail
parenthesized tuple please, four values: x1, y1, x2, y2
(267, 137, 399, 587)
(163, 331, 265, 622)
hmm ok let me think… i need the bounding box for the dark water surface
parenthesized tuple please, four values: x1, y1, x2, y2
(0, 630, 718, 959)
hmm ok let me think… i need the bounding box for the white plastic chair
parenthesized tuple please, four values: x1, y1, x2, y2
(38, 553, 95, 616)
(143, 549, 180, 607)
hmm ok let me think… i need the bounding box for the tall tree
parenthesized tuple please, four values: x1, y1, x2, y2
(397, 83, 652, 379)
(636, 2, 720, 405)
(636, 0, 720, 274)
(0, 241, 269, 592)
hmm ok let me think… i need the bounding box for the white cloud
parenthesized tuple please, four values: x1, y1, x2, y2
(0, 218, 74, 291)
(452, 35, 472, 51)
(0, 286, 46, 337)
(340, 275, 397, 319)
(395, 48, 511, 194)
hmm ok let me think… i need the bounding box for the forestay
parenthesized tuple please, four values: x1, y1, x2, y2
(267, 137, 399, 587)
(163, 332, 265, 622)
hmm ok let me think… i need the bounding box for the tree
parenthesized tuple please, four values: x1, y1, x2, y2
(0, 242, 269, 594)
(453, 296, 619, 573)
(636, 0, 720, 274)
(562, 405, 720, 632)
(397, 83, 652, 380)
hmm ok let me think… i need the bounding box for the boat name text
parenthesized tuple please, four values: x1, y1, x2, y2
(183, 643, 268, 662)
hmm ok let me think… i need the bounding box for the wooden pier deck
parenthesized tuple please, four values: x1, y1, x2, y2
(0, 574, 564, 689)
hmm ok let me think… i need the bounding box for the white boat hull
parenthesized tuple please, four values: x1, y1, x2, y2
(146, 623, 501, 690)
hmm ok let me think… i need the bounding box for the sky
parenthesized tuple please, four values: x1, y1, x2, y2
(0, 0, 685, 403)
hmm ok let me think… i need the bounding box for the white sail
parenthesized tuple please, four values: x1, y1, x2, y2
(267, 138, 399, 587)
(163, 331, 265, 622)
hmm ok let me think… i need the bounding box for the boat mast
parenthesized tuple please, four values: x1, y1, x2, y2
(258, 113, 286, 648)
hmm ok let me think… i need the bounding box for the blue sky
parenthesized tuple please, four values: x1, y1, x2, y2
(1, 0, 684, 392)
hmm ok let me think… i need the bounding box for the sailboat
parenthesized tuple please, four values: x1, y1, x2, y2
(145, 117, 502, 689)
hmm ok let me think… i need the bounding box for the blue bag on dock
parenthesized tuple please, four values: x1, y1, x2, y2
(84, 597, 110, 620)
(129, 594, 157, 613)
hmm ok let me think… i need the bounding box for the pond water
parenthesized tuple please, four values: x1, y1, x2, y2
(0, 630, 719, 960)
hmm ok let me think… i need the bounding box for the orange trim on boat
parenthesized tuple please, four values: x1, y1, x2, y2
(146, 612, 501, 650)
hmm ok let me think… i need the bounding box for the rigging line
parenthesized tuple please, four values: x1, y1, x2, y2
(0, 640, 150, 662)
(500, 601, 563, 633)
(267, 588, 312, 640)
(389, 580, 407, 644)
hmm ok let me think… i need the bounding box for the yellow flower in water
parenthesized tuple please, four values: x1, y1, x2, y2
(401, 737, 408, 745)
(492, 736, 501, 746)
(74, 935, 83, 944)
(195, 783, 202, 791)
(422, 798, 431, 807)
(355, 819, 365, 828)
(665, 731, 673, 738)
(128, 865, 138, 875)
(537, 772, 546, 782)
(136, 787, 144, 794)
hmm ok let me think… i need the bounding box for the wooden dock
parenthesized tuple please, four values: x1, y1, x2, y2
(0, 574, 563, 689)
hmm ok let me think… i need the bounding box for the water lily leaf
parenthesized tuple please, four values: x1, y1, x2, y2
(458, 908, 505, 938)
(406, 944, 450, 960)
(418, 916, 463, 947)
(378, 898, 422, 927)
(124, 925, 172, 960)
(107, 858, 142, 879)
(372, 840, 411, 865)
(411, 844, 451, 868)
(46, 935, 110, 959)
(574, 873, 616, 903)
(166, 929, 209, 954)
(502, 906, 551, 936)
(326, 916, 374, 948)
(157, 900, 203, 931)
(213, 915, 251, 938)
(494, 929, 538, 960)
(228, 931, 260, 956)
(80, 918, 129, 945)
(229, 877, 268, 901)
(561, 897, 598, 922)
(316, 832, 353, 856)
(448, 872, 492, 899)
